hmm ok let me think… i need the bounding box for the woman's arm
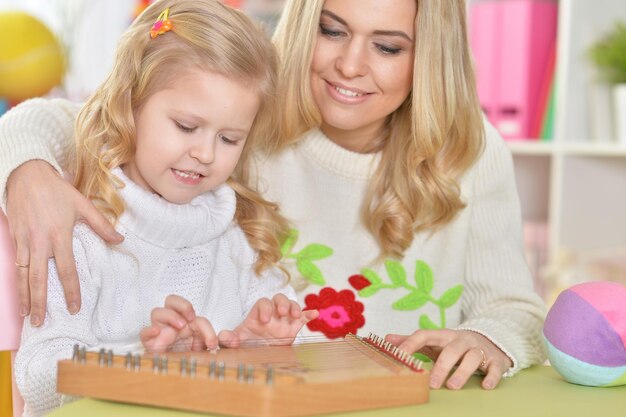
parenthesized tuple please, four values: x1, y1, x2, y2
(386, 121, 546, 391)
(0, 98, 122, 325)
(0, 98, 77, 207)
(456, 120, 546, 375)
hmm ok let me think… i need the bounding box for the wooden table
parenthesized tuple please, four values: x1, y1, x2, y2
(48, 366, 626, 417)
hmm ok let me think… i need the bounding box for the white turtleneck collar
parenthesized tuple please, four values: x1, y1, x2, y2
(298, 128, 382, 180)
(113, 167, 236, 249)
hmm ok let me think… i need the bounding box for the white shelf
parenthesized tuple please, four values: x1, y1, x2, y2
(562, 143, 626, 157)
(507, 141, 626, 157)
(507, 141, 554, 155)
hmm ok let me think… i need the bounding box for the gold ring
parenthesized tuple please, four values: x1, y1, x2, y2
(15, 261, 30, 268)
(475, 347, 488, 369)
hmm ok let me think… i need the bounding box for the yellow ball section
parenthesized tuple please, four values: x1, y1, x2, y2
(0, 12, 65, 101)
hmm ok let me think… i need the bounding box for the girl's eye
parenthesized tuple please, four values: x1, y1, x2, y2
(320, 24, 344, 38)
(175, 121, 196, 133)
(376, 43, 402, 55)
(220, 134, 237, 145)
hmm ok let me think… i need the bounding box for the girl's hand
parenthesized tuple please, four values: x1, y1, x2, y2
(218, 294, 318, 347)
(385, 329, 513, 390)
(140, 295, 218, 353)
(7, 160, 123, 326)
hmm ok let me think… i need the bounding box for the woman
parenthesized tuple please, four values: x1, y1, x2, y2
(0, 0, 545, 390)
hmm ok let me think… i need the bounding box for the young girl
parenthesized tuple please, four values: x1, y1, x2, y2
(13, 1, 316, 416)
(1, 0, 546, 391)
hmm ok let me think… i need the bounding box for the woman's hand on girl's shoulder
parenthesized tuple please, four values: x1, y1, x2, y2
(7, 160, 123, 326)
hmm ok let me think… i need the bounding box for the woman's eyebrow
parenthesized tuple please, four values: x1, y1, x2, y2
(372, 29, 413, 42)
(320, 10, 413, 42)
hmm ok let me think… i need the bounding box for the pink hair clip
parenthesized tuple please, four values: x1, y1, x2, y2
(150, 8, 173, 39)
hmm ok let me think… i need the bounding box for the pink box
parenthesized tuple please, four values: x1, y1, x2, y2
(0, 212, 21, 351)
(470, 1, 502, 127)
(470, 0, 558, 140)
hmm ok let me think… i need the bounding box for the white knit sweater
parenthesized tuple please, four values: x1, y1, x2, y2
(13, 165, 295, 417)
(1, 98, 546, 383)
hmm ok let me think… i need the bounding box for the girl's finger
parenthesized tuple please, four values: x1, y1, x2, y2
(301, 309, 319, 323)
(164, 295, 196, 322)
(150, 307, 187, 329)
(252, 298, 273, 323)
(272, 293, 290, 316)
(189, 317, 218, 350)
(140, 325, 161, 344)
(288, 300, 302, 318)
(217, 329, 241, 348)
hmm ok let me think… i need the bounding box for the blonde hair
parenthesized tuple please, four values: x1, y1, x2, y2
(73, 0, 289, 274)
(272, 0, 485, 259)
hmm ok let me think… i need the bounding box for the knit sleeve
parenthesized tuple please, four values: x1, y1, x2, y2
(455, 121, 547, 376)
(0, 98, 81, 210)
(227, 226, 297, 316)
(14, 227, 101, 417)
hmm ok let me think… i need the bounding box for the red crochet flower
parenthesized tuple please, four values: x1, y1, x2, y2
(348, 274, 371, 290)
(304, 287, 365, 339)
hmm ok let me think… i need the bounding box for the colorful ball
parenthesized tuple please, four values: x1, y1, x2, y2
(0, 12, 65, 101)
(543, 281, 626, 387)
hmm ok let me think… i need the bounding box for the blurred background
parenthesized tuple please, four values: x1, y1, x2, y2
(0, 1, 625, 415)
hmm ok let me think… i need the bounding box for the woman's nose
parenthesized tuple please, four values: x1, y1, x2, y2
(335, 38, 368, 78)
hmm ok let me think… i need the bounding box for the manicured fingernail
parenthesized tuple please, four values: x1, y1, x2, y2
(483, 380, 494, 390)
(430, 377, 441, 389)
(68, 303, 79, 314)
(20, 306, 29, 317)
(31, 315, 41, 327)
(447, 378, 460, 389)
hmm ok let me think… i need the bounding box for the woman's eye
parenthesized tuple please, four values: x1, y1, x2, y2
(320, 24, 343, 38)
(376, 43, 402, 55)
(175, 121, 196, 133)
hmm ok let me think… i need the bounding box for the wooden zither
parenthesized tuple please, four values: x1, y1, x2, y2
(56, 333, 429, 417)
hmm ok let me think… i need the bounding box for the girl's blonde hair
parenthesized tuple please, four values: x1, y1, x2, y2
(73, 0, 288, 274)
(272, 0, 485, 259)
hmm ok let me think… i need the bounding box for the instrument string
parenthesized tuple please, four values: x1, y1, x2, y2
(72, 334, 417, 371)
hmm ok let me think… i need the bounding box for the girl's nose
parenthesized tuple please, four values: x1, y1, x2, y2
(189, 138, 215, 164)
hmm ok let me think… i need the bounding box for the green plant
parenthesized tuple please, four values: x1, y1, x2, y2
(588, 21, 626, 84)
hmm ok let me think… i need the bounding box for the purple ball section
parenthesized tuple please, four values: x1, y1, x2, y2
(544, 289, 626, 367)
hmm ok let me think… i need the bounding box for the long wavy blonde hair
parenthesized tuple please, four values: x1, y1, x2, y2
(272, 0, 485, 259)
(73, 0, 289, 274)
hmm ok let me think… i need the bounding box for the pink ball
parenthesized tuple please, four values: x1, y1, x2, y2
(543, 281, 626, 386)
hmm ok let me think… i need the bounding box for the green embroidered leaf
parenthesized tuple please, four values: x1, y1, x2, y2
(358, 285, 381, 298)
(361, 268, 383, 285)
(413, 352, 433, 363)
(392, 291, 429, 311)
(385, 260, 407, 286)
(414, 260, 434, 293)
(280, 229, 299, 257)
(419, 314, 439, 330)
(439, 285, 464, 308)
(296, 259, 326, 285)
(296, 244, 333, 261)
